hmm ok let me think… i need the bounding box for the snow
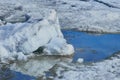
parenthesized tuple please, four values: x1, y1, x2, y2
(0, 20, 3, 26)
(44, 37, 74, 55)
(54, 0, 120, 33)
(59, 9, 120, 33)
(46, 54, 120, 80)
(0, 7, 74, 63)
(77, 58, 84, 63)
(0, 0, 120, 80)
(1, 0, 120, 33)
(4, 12, 30, 23)
(96, 0, 120, 8)
(14, 0, 119, 33)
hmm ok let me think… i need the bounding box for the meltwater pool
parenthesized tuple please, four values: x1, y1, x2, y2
(62, 30, 120, 62)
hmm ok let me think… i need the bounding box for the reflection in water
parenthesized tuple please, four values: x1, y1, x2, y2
(0, 55, 72, 80)
(0, 64, 13, 80)
(0, 64, 35, 80)
(62, 30, 120, 62)
(10, 55, 71, 78)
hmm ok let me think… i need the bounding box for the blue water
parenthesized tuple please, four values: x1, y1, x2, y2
(11, 71, 35, 80)
(0, 67, 36, 80)
(62, 30, 120, 62)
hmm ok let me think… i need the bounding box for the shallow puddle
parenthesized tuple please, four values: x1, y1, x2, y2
(62, 30, 120, 62)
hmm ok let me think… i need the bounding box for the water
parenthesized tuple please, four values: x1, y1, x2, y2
(11, 71, 35, 80)
(62, 30, 120, 62)
(0, 66, 36, 80)
(0, 55, 62, 80)
(1, 30, 120, 80)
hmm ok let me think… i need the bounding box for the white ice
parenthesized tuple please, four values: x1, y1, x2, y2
(0, 8, 74, 63)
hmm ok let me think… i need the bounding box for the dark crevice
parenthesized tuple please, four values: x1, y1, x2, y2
(94, 0, 120, 9)
(80, 0, 90, 2)
(33, 46, 44, 54)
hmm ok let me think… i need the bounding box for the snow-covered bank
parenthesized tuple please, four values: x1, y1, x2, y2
(0, 7, 74, 63)
(94, 0, 120, 9)
(59, 9, 120, 33)
(6, 0, 119, 33)
(55, 0, 120, 33)
(45, 53, 120, 80)
(1, 0, 120, 33)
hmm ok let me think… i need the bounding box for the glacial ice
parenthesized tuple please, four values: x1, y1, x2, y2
(0, 9, 74, 63)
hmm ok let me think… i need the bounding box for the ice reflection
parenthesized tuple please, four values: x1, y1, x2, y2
(0, 64, 13, 80)
(10, 55, 72, 78)
(0, 64, 35, 80)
